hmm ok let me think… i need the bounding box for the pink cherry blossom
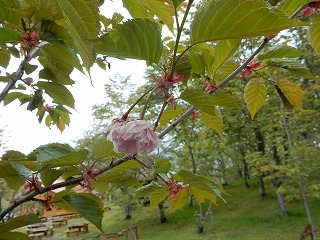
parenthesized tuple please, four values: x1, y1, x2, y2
(106, 119, 161, 155)
(203, 81, 219, 92)
(151, 67, 185, 95)
(191, 109, 201, 121)
(239, 60, 260, 78)
(167, 95, 176, 110)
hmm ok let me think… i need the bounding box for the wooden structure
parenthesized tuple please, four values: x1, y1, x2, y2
(300, 224, 317, 240)
(68, 222, 89, 233)
(100, 225, 138, 240)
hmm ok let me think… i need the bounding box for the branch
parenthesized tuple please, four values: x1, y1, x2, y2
(0, 154, 133, 220)
(0, 41, 48, 103)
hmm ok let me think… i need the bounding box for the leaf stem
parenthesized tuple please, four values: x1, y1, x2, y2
(153, 99, 168, 131)
(170, 0, 194, 76)
(140, 87, 157, 120)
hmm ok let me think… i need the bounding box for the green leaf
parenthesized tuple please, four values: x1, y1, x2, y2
(178, 170, 217, 204)
(215, 60, 239, 83)
(0, 162, 20, 178)
(159, 105, 184, 126)
(0, 214, 41, 233)
(139, 0, 174, 32)
(93, 139, 116, 160)
(0, 28, 20, 43)
(172, 0, 184, 8)
(244, 79, 266, 119)
(187, 50, 205, 74)
(55, 193, 104, 232)
(97, 172, 138, 186)
(56, 0, 99, 69)
(41, 149, 88, 168)
(154, 159, 171, 174)
(257, 45, 304, 60)
(23, 62, 38, 75)
(168, 187, 189, 211)
(0, 232, 31, 240)
(111, 159, 142, 173)
(276, 79, 303, 111)
(95, 19, 163, 63)
(40, 169, 65, 186)
(132, 181, 163, 201)
(211, 40, 241, 76)
(10, 161, 33, 178)
(0, 53, 10, 68)
(212, 93, 240, 109)
(190, 0, 305, 43)
(308, 20, 320, 56)
(0, 0, 21, 25)
(199, 110, 223, 137)
(278, 0, 310, 16)
(149, 187, 168, 208)
(174, 55, 192, 80)
(266, 59, 314, 78)
(122, 0, 149, 18)
(28, 143, 74, 162)
(180, 88, 216, 116)
(39, 68, 75, 85)
(3, 92, 28, 106)
(38, 42, 83, 74)
(37, 81, 75, 108)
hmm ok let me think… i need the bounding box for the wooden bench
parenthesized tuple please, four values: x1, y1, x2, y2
(28, 233, 45, 240)
(65, 229, 79, 237)
(300, 223, 317, 240)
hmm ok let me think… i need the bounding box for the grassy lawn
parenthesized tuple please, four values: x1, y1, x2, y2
(18, 180, 320, 239)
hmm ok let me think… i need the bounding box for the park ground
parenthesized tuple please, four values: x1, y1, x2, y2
(18, 180, 320, 240)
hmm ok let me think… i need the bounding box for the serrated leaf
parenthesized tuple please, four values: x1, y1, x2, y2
(39, 68, 75, 85)
(40, 169, 64, 186)
(139, 0, 174, 32)
(257, 45, 304, 60)
(122, 0, 149, 18)
(0, 28, 20, 43)
(0, 0, 21, 25)
(199, 110, 223, 137)
(37, 81, 75, 108)
(3, 92, 28, 106)
(0, 214, 41, 233)
(0, 162, 19, 178)
(56, 0, 99, 69)
(28, 143, 74, 162)
(187, 50, 205, 74)
(55, 193, 104, 232)
(44, 149, 88, 168)
(0, 53, 10, 68)
(149, 188, 168, 208)
(95, 19, 163, 63)
(266, 59, 314, 78)
(178, 170, 217, 204)
(97, 172, 138, 186)
(154, 159, 171, 174)
(212, 93, 240, 109)
(132, 181, 163, 201)
(211, 39, 241, 76)
(56, 117, 66, 132)
(277, 79, 303, 110)
(168, 188, 189, 211)
(111, 159, 142, 173)
(10, 161, 33, 178)
(190, 0, 305, 43)
(93, 139, 116, 160)
(39, 42, 83, 74)
(278, 0, 310, 16)
(244, 79, 266, 119)
(159, 105, 184, 126)
(174, 55, 191, 80)
(215, 60, 239, 83)
(308, 20, 320, 56)
(181, 88, 220, 117)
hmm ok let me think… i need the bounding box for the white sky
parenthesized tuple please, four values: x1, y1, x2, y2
(0, 1, 147, 155)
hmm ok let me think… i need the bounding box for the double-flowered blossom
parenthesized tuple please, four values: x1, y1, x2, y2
(106, 119, 161, 155)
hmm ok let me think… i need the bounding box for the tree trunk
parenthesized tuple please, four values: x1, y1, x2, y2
(158, 202, 166, 223)
(275, 191, 287, 218)
(218, 153, 228, 185)
(239, 145, 250, 187)
(257, 175, 267, 197)
(197, 203, 204, 233)
(125, 205, 131, 219)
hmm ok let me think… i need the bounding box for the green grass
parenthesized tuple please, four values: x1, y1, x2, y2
(18, 180, 320, 239)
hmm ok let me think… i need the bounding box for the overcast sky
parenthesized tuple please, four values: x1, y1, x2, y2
(0, 1, 147, 155)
